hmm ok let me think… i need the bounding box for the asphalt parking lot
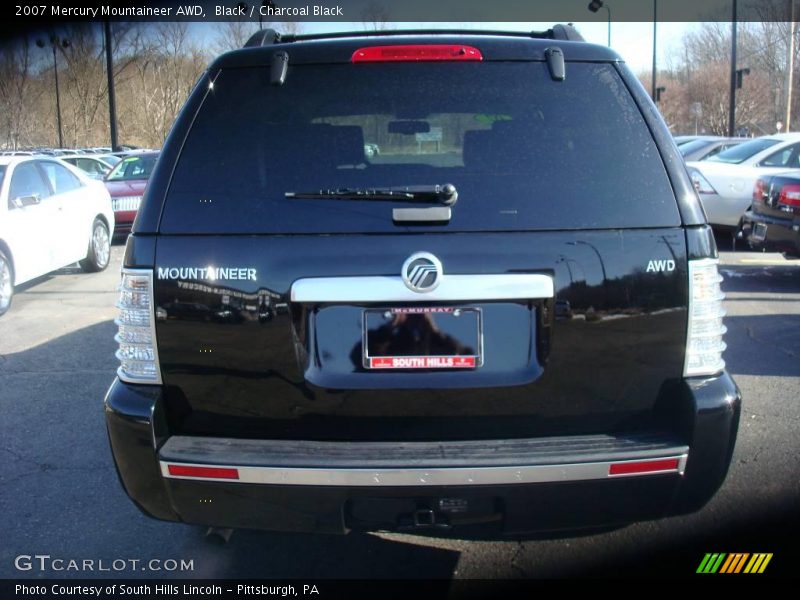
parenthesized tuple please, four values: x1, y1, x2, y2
(1, 245, 798, 579)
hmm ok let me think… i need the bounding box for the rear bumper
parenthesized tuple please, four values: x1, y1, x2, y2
(104, 373, 741, 535)
(742, 210, 800, 257)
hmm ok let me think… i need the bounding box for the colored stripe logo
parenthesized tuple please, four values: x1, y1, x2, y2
(697, 553, 773, 574)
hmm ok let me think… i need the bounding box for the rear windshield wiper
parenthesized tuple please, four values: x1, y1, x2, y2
(285, 183, 458, 206)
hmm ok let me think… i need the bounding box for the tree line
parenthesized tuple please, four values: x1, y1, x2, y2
(0, 16, 797, 150)
(0, 22, 302, 150)
(650, 18, 799, 136)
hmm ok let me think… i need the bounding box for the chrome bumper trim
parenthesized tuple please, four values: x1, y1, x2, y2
(160, 453, 688, 487)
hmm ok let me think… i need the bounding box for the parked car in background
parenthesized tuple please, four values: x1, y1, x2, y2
(685, 133, 800, 232)
(96, 154, 122, 167)
(60, 155, 113, 180)
(111, 148, 155, 158)
(742, 172, 800, 258)
(673, 135, 703, 146)
(0, 156, 114, 316)
(104, 152, 159, 237)
(678, 136, 747, 162)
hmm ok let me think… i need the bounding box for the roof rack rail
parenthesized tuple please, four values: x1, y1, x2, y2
(241, 25, 585, 48)
(244, 28, 282, 47)
(549, 24, 584, 42)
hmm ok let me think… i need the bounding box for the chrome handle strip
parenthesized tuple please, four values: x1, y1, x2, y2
(291, 274, 554, 303)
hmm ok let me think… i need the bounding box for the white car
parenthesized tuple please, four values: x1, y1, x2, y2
(0, 156, 115, 316)
(59, 155, 114, 180)
(685, 133, 800, 229)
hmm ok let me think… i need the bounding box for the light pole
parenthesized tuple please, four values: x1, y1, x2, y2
(651, 0, 658, 101)
(786, 2, 797, 132)
(728, 0, 738, 137)
(588, 0, 612, 47)
(36, 35, 69, 149)
(567, 241, 607, 283)
(558, 256, 575, 284)
(690, 102, 702, 134)
(104, 21, 119, 152)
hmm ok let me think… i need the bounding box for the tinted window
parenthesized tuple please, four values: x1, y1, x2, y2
(39, 161, 82, 194)
(0, 166, 5, 190)
(707, 138, 781, 164)
(9, 162, 51, 204)
(760, 143, 800, 168)
(106, 155, 158, 181)
(163, 62, 679, 234)
(98, 155, 122, 166)
(679, 139, 713, 157)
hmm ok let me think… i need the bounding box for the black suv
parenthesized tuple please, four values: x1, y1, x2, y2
(105, 27, 741, 536)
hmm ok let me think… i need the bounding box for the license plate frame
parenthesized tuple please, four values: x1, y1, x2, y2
(751, 222, 768, 242)
(362, 306, 483, 370)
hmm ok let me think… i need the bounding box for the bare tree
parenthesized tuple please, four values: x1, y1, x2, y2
(275, 22, 304, 36)
(56, 24, 109, 147)
(123, 23, 208, 146)
(212, 21, 259, 54)
(656, 20, 796, 134)
(687, 63, 771, 134)
(0, 37, 42, 149)
(360, 1, 391, 31)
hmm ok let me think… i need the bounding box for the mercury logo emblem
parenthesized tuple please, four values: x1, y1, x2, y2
(402, 252, 443, 293)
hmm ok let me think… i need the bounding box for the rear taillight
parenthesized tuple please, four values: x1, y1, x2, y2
(688, 168, 717, 195)
(753, 178, 767, 203)
(684, 258, 727, 377)
(351, 45, 483, 63)
(778, 184, 800, 213)
(115, 268, 161, 384)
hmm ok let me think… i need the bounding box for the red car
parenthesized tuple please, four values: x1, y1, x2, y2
(104, 152, 159, 236)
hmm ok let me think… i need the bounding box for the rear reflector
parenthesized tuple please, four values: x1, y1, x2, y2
(167, 465, 239, 480)
(352, 45, 483, 63)
(608, 458, 681, 476)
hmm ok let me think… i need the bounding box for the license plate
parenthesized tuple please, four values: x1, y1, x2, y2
(751, 222, 767, 242)
(112, 197, 142, 212)
(363, 307, 482, 370)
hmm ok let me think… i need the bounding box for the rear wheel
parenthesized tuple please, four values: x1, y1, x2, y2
(0, 249, 13, 317)
(80, 218, 111, 273)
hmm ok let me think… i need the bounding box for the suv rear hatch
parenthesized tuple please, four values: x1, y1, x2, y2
(149, 40, 687, 442)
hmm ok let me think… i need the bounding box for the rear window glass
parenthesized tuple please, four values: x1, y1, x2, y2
(678, 139, 713, 156)
(162, 62, 679, 233)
